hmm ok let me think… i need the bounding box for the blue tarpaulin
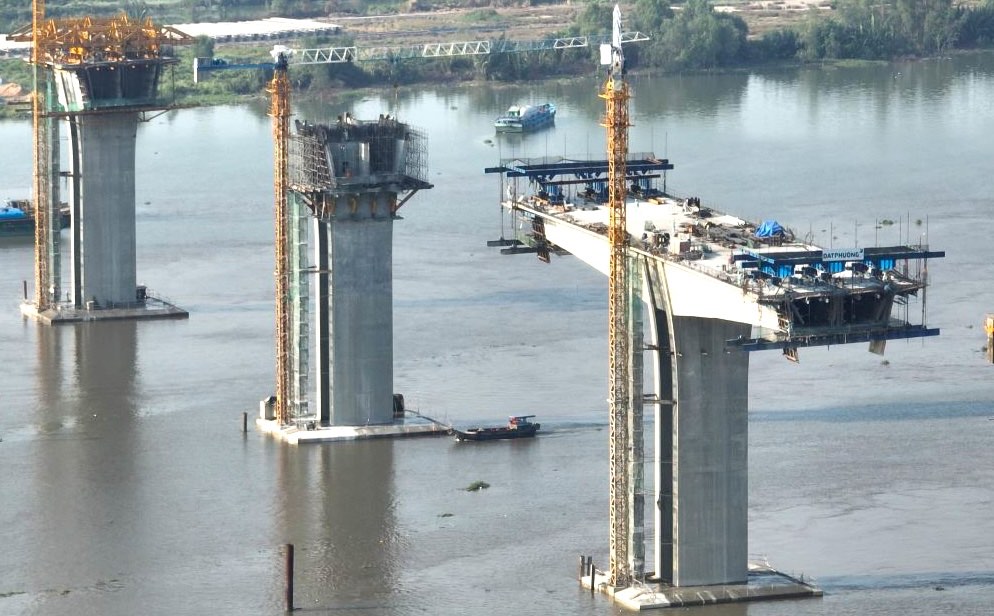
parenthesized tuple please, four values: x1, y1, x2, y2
(0, 206, 26, 220)
(755, 220, 784, 238)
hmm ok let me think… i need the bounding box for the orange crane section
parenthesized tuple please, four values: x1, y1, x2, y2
(31, 0, 51, 310)
(268, 54, 293, 425)
(600, 4, 634, 588)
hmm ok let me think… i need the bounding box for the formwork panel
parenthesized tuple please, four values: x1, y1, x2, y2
(669, 315, 750, 587)
(327, 214, 394, 425)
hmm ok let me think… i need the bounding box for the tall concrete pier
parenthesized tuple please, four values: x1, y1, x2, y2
(12, 16, 190, 323)
(68, 111, 139, 308)
(257, 114, 440, 442)
(488, 155, 942, 607)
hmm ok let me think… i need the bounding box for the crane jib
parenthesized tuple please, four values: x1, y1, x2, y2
(193, 31, 650, 80)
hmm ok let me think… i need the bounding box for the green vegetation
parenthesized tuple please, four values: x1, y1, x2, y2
(621, 0, 994, 66)
(464, 480, 490, 492)
(8, 0, 994, 110)
(461, 8, 500, 24)
(0, 57, 33, 87)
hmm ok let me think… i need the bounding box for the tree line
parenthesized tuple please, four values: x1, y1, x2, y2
(288, 0, 994, 92)
(596, 0, 994, 69)
(283, 0, 994, 92)
(7, 0, 994, 106)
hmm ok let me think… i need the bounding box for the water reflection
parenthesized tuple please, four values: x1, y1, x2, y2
(276, 439, 399, 609)
(633, 72, 750, 120)
(30, 322, 140, 590)
(73, 322, 140, 419)
(34, 325, 70, 434)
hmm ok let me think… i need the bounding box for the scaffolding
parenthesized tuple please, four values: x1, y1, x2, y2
(11, 14, 191, 66)
(291, 117, 429, 190)
(282, 115, 431, 427)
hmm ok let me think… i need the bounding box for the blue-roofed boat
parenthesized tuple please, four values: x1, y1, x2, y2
(0, 198, 70, 238)
(494, 103, 556, 132)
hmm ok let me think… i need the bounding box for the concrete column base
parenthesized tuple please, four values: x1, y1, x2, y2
(20, 296, 188, 325)
(255, 415, 449, 444)
(582, 560, 822, 611)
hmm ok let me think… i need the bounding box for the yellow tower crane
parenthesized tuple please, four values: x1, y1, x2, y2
(268, 52, 293, 425)
(196, 47, 304, 425)
(600, 4, 640, 588)
(30, 0, 52, 311)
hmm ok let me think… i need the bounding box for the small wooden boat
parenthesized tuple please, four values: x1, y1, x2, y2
(452, 415, 540, 441)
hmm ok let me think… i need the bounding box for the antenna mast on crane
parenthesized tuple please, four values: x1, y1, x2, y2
(600, 4, 642, 588)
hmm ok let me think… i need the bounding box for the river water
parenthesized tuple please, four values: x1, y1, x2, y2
(1, 53, 993, 615)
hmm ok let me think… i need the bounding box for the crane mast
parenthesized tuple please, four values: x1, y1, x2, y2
(31, 0, 53, 310)
(601, 4, 637, 588)
(269, 52, 293, 425)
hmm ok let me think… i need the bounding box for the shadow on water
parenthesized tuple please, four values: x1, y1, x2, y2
(750, 399, 993, 423)
(818, 570, 994, 592)
(72, 322, 141, 420)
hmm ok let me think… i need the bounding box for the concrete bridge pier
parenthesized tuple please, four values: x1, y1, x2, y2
(643, 257, 750, 587)
(533, 218, 752, 587)
(68, 112, 139, 308)
(19, 56, 188, 324)
(311, 195, 396, 427)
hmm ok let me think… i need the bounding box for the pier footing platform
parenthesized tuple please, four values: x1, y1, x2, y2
(256, 416, 449, 444)
(583, 561, 822, 611)
(20, 297, 189, 324)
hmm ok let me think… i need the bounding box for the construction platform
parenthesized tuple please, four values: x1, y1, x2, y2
(20, 296, 188, 325)
(255, 415, 449, 444)
(583, 561, 822, 610)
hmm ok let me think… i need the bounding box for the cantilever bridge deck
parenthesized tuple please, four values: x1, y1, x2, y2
(488, 154, 944, 356)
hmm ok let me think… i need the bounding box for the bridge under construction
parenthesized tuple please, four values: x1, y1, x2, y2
(11, 3, 944, 610)
(486, 152, 942, 608)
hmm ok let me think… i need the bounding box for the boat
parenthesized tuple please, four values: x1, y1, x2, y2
(0, 198, 70, 238)
(494, 103, 556, 132)
(452, 415, 540, 441)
